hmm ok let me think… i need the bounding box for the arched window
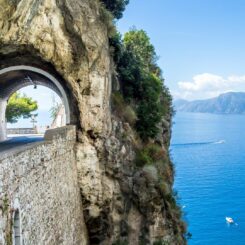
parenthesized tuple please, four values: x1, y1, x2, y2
(13, 209, 21, 245)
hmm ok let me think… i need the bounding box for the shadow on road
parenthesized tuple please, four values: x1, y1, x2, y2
(0, 135, 44, 153)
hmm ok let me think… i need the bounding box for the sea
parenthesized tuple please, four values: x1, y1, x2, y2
(171, 112, 245, 245)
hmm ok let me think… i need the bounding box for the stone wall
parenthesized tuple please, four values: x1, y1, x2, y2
(7, 128, 37, 135)
(0, 126, 88, 245)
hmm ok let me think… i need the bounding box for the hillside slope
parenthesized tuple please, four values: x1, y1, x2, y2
(175, 92, 245, 114)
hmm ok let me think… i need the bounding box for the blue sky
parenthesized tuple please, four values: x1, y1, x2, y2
(117, 0, 245, 100)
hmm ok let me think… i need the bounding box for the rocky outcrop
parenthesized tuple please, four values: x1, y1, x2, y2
(0, 0, 185, 244)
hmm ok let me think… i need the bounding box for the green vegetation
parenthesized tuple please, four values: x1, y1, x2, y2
(6, 92, 38, 123)
(99, 3, 116, 37)
(135, 144, 165, 167)
(0, 195, 12, 245)
(111, 29, 174, 172)
(111, 29, 173, 141)
(153, 240, 171, 245)
(112, 241, 128, 245)
(1, 195, 9, 215)
(164, 190, 187, 240)
(101, 0, 129, 19)
(112, 92, 137, 126)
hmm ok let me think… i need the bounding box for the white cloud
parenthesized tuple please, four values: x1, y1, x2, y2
(173, 73, 245, 100)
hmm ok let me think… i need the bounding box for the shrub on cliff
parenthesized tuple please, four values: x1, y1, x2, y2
(101, 0, 129, 19)
(135, 143, 166, 167)
(112, 92, 137, 126)
(135, 74, 163, 140)
(123, 29, 158, 73)
(111, 29, 173, 140)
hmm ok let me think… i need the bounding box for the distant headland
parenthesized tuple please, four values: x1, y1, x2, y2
(174, 92, 245, 114)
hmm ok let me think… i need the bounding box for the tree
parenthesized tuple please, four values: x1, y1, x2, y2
(135, 74, 163, 140)
(101, 0, 129, 19)
(6, 92, 38, 123)
(111, 29, 173, 140)
(118, 48, 143, 100)
(123, 29, 158, 72)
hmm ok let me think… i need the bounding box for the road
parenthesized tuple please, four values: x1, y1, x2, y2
(0, 135, 44, 153)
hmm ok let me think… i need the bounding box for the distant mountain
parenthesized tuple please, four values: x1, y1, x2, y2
(174, 92, 245, 114)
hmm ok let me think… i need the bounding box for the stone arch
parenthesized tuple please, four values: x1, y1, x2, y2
(0, 66, 71, 122)
(0, 65, 74, 141)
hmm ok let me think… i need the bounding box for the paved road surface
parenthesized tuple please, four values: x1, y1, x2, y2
(0, 135, 44, 153)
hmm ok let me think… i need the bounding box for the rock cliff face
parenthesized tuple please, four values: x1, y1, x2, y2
(0, 0, 185, 244)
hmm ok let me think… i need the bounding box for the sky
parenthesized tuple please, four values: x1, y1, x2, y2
(117, 0, 245, 100)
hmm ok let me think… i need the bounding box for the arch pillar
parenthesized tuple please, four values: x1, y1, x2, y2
(0, 99, 7, 142)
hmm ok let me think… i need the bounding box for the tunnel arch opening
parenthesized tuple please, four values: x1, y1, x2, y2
(0, 65, 74, 142)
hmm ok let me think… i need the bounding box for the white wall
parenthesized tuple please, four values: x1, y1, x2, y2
(0, 99, 7, 142)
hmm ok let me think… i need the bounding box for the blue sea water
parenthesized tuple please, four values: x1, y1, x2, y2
(171, 112, 245, 245)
